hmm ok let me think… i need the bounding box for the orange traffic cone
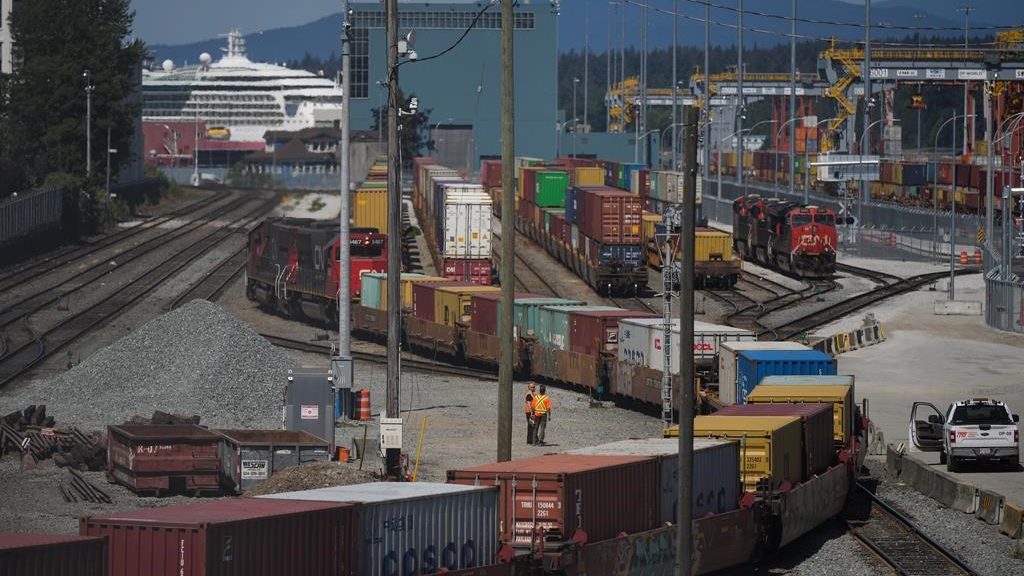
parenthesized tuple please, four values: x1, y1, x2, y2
(959, 250, 968, 265)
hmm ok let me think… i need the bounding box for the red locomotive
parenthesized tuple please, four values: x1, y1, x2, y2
(246, 217, 386, 324)
(732, 195, 837, 277)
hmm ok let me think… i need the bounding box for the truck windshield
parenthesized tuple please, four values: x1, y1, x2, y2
(951, 405, 1014, 425)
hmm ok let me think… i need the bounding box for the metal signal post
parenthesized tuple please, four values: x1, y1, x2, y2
(497, 0, 515, 462)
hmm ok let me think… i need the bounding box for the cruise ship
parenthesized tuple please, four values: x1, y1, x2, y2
(142, 30, 344, 144)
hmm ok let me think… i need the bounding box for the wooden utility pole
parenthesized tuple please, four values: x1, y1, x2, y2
(497, 0, 515, 462)
(384, 0, 403, 479)
(676, 105, 698, 576)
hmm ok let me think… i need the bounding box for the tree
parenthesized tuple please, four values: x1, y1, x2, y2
(370, 89, 432, 168)
(4, 0, 145, 187)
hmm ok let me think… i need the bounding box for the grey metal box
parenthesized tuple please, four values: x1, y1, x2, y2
(283, 369, 335, 455)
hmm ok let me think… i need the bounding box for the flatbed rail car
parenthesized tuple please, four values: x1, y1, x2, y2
(732, 195, 838, 278)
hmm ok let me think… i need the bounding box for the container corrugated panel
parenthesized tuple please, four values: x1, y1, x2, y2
(718, 342, 813, 403)
(434, 285, 501, 327)
(575, 167, 604, 186)
(535, 171, 568, 208)
(536, 305, 618, 351)
(447, 454, 659, 546)
(216, 429, 331, 493)
(441, 185, 492, 258)
(695, 230, 733, 262)
(81, 499, 359, 576)
(618, 318, 755, 375)
(441, 258, 493, 285)
(567, 438, 740, 522)
(749, 380, 856, 444)
(0, 533, 107, 576)
(106, 424, 222, 494)
(260, 482, 499, 575)
(512, 298, 585, 337)
(714, 403, 835, 480)
(733, 349, 835, 405)
(469, 291, 543, 336)
(569, 309, 657, 357)
(352, 189, 388, 234)
(692, 415, 803, 491)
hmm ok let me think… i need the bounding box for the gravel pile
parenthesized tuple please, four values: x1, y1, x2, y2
(244, 462, 378, 496)
(7, 300, 294, 429)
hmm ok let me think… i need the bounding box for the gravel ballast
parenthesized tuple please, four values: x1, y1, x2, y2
(4, 299, 295, 429)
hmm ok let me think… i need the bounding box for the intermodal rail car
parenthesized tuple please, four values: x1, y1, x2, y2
(732, 195, 838, 278)
(245, 217, 386, 323)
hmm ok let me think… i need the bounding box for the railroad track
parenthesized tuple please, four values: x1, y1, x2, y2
(0, 191, 230, 296)
(0, 198, 278, 388)
(849, 483, 978, 576)
(835, 262, 903, 285)
(167, 247, 248, 310)
(702, 270, 837, 337)
(261, 333, 498, 382)
(491, 230, 560, 298)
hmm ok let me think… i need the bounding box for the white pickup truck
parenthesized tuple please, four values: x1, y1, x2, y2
(909, 399, 1020, 472)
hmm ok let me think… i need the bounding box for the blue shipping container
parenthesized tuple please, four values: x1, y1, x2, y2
(565, 186, 579, 225)
(594, 244, 644, 268)
(735, 350, 837, 404)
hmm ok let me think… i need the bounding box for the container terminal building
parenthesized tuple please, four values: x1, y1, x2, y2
(348, 1, 558, 170)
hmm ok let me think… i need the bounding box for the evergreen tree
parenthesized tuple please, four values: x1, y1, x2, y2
(3, 0, 145, 187)
(371, 89, 432, 168)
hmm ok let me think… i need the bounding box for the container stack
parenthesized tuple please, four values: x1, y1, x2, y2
(351, 156, 390, 233)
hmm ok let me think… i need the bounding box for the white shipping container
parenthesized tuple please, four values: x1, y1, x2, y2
(718, 341, 811, 404)
(442, 184, 492, 258)
(261, 482, 499, 575)
(570, 223, 580, 251)
(568, 438, 740, 522)
(617, 318, 754, 375)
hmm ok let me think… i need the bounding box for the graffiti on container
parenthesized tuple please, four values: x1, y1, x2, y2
(136, 445, 173, 454)
(577, 529, 674, 576)
(381, 540, 478, 576)
(694, 487, 731, 515)
(621, 347, 646, 366)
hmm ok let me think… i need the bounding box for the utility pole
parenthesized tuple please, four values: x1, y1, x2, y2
(950, 110, 958, 301)
(334, 0, 354, 413)
(789, 0, 797, 197)
(703, 1, 710, 205)
(497, 0, 515, 463)
(676, 104, 698, 576)
(640, 3, 648, 165)
(958, 6, 975, 157)
(606, 1, 612, 132)
(85, 70, 93, 177)
(986, 81, 995, 247)
(583, 0, 589, 135)
(384, 0, 403, 480)
(737, 0, 744, 187)
(861, 0, 871, 229)
(672, 0, 678, 171)
(914, 13, 926, 152)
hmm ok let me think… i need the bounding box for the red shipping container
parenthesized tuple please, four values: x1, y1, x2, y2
(81, 499, 358, 576)
(470, 291, 542, 335)
(576, 187, 642, 245)
(412, 281, 439, 321)
(0, 533, 107, 576)
(106, 425, 221, 495)
(519, 166, 541, 202)
(517, 198, 535, 222)
(447, 454, 659, 546)
(441, 258, 492, 285)
(715, 403, 835, 480)
(636, 169, 650, 197)
(481, 159, 502, 188)
(937, 163, 954, 185)
(569, 309, 657, 357)
(970, 164, 982, 189)
(550, 213, 568, 244)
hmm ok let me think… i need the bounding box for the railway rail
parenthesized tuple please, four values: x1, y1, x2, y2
(849, 482, 978, 576)
(0, 197, 277, 388)
(167, 247, 248, 310)
(491, 230, 560, 298)
(836, 262, 903, 285)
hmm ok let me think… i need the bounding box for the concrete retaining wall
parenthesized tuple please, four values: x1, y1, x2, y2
(886, 445, 1020, 538)
(934, 300, 983, 316)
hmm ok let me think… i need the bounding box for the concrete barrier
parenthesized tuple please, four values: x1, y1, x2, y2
(934, 300, 983, 316)
(952, 482, 978, 514)
(818, 322, 886, 357)
(999, 501, 1024, 539)
(977, 489, 1005, 525)
(886, 446, 976, 513)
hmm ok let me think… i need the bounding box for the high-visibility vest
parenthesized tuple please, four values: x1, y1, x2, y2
(533, 395, 551, 415)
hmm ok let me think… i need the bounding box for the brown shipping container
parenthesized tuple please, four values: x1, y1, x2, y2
(469, 291, 541, 335)
(447, 454, 659, 546)
(576, 187, 642, 245)
(81, 499, 359, 576)
(569, 309, 657, 357)
(714, 403, 835, 480)
(106, 424, 221, 494)
(0, 533, 107, 576)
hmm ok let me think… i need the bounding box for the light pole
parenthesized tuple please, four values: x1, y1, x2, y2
(105, 126, 117, 199)
(789, 0, 797, 197)
(376, 80, 385, 143)
(957, 6, 975, 157)
(719, 126, 753, 211)
(737, 0, 745, 186)
(639, 128, 660, 167)
(858, 118, 897, 225)
(913, 12, 927, 152)
(84, 70, 94, 177)
(572, 76, 580, 158)
(805, 117, 835, 203)
(932, 113, 973, 257)
(555, 118, 578, 159)
(775, 117, 802, 197)
(933, 112, 966, 299)
(663, 122, 686, 170)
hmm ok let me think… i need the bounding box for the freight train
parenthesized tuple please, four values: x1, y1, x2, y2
(732, 195, 838, 278)
(245, 217, 387, 323)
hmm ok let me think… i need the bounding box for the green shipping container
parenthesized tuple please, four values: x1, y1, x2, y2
(360, 272, 423, 310)
(537, 305, 619, 351)
(535, 171, 569, 208)
(513, 298, 585, 336)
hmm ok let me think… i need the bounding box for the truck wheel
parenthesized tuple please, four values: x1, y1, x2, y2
(939, 450, 947, 465)
(947, 458, 958, 473)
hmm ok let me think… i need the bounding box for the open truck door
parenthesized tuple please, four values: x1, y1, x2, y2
(909, 402, 945, 453)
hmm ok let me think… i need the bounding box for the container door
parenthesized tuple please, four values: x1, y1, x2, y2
(908, 402, 944, 452)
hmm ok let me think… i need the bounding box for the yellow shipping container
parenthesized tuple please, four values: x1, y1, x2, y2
(352, 188, 389, 233)
(385, 275, 449, 310)
(695, 229, 733, 263)
(433, 285, 500, 327)
(642, 212, 662, 245)
(671, 415, 803, 492)
(575, 167, 605, 186)
(746, 384, 855, 444)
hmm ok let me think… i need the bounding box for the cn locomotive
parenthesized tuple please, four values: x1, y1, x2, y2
(732, 195, 838, 278)
(246, 217, 386, 323)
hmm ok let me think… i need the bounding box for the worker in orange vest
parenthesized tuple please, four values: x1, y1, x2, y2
(524, 383, 536, 445)
(532, 385, 552, 445)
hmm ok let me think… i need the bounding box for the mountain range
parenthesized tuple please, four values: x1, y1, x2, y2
(147, 0, 1020, 66)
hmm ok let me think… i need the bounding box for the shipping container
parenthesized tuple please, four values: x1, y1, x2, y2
(512, 297, 585, 337)
(447, 454, 659, 546)
(575, 166, 604, 186)
(690, 415, 803, 491)
(260, 482, 499, 576)
(729, 348, 834, 404)
(481, 159, 502, 188)
(469, 291, 543, 336)
(81, 499, 359, 576)
(750, 378, 856, 444)
(518, 166, 541, 202)
(567, 438, 740, 522)
(216, 429, 331, 493)
(440, 257, 493, 285)
(718, 343, 810, 402)
(0, 533, 107, 576)
(352, 189, 388, 234)
(574, 187, 642, 245)
(536, 305, 619, 351)
(582, 236, 644, 268)
(695, 230, 734, 263)
(569, 309, 656, 357)
(714, 403, 834, 480)
(430, 284, 501, 327)
(106, 424, 222, 495)
(534, 171, 569, 208)
(563, 186, 579, 225)
(618, 318, 755, 374)
(440, 184, 492, 259)
(411, 280, 474, 322)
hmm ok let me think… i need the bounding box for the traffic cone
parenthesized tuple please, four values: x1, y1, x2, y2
(960, 250, 968, 265)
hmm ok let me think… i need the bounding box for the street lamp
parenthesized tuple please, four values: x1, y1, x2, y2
(857, 117, 899, 225)
(638, 128, 660, 167)
(662, 122, 686, 170)
(804, 117, 835, 203)
(84, 70, 94, 177)
(933, 112, 971, 300)
(774, 117, 803, 198)
(718, 126, 754, 208)
(555, 118, 578, 159)
(572, 77, 581, 158)
(376, 80, 385, 143)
